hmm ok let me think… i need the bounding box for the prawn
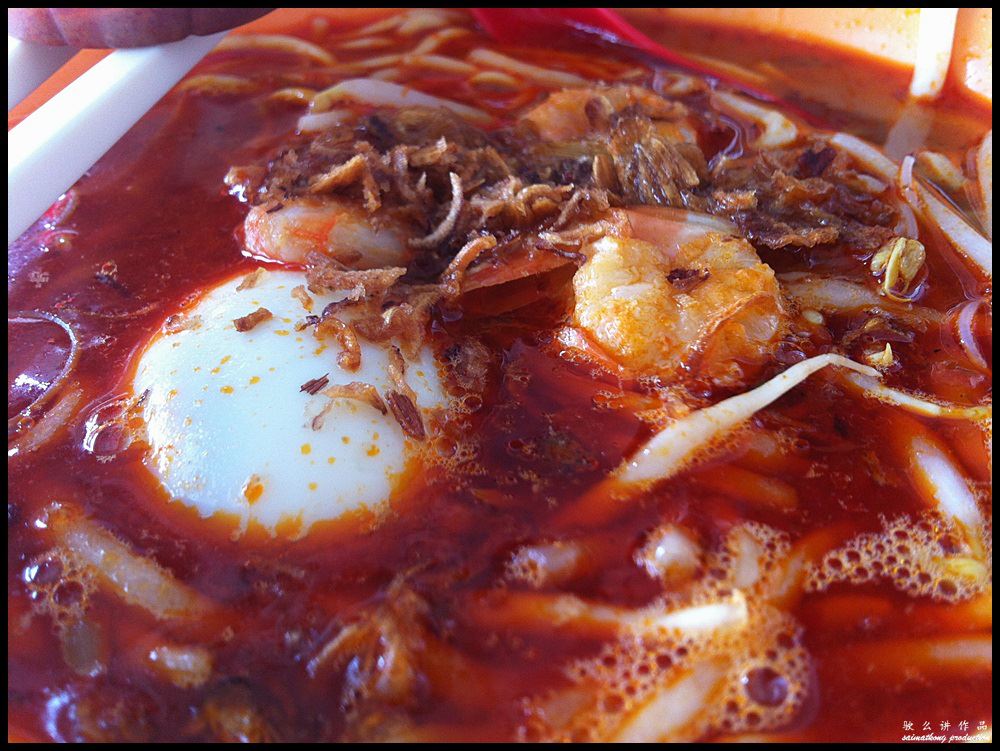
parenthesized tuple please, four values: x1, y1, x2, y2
(571, 210, 786, 386)
(243, 197, 412, 270)
(522, 85, 697, 144)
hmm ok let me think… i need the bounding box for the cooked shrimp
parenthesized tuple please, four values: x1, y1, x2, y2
(572, 215, 786, 385)
(522, 85, 696, 143)
(243, 198, 411, 269)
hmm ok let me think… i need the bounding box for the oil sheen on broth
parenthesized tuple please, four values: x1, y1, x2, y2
(7, 8, 993, 743)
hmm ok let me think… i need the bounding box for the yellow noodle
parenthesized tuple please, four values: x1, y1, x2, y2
(267, 87, 317, 106)
(336, 35, 394, 51)
(468, 70, 521, 91)
(412, 27, 470, 55)
(467, 48, 589, 88)
(400, 53, 476, 75)
(712, 91, 798, 148)
(178, 74, 257, 96)
(216, 34, 336, 66)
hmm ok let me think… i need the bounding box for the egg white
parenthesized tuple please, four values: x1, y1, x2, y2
(133, 269, 445, 537)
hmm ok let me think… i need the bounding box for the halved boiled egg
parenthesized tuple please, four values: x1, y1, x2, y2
(132, 269, 445, 538)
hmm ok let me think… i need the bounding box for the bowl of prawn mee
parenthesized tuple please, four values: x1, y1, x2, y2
(7, 7, 992, 743)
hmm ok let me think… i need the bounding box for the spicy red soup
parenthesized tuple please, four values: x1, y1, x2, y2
(8, 8, 992, 743)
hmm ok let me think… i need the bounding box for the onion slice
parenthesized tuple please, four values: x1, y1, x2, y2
(908, 8, 959, 100)
(908, 433, 985, 539)
(916, 150, 967, 193)
(950, 299, 991, 373)
(969, 130, 992, 239)
(711, 91, 797, 148)
(830, 133, 896, 181)
(899, 155, 992, 277)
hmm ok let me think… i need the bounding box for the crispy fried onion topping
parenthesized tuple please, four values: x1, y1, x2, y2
(315, 315, 362, 372)
(353, 286, 443, 360)
(440, 234, 497, 297)
(311, 382, 388, 430)
(305, 252, 406, 298)
(233, 307, 272, 332)
(385, 345, 426, 440)
(300, 374, 330, 395)
(410, 171, 463, 248)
